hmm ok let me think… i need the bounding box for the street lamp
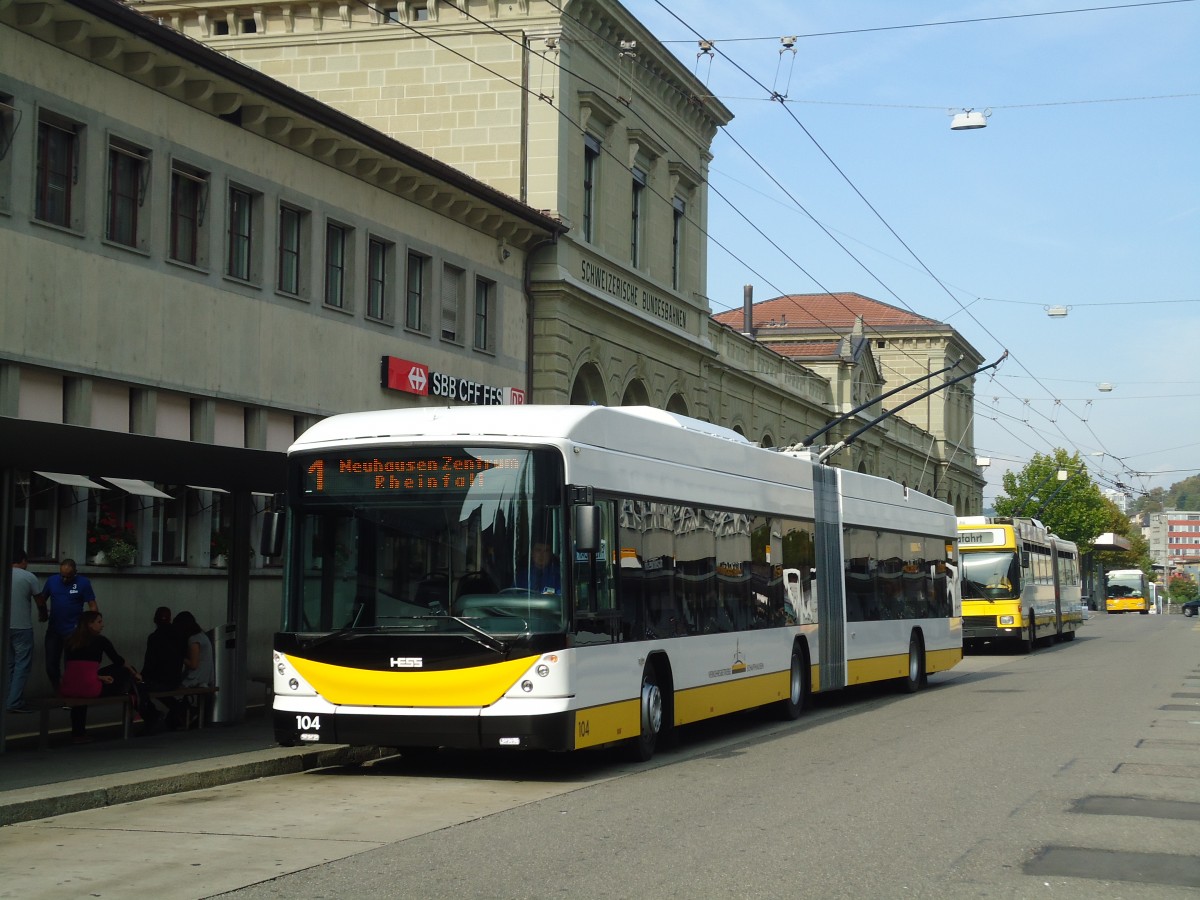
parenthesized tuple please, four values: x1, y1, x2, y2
(950, 108, 990, 130)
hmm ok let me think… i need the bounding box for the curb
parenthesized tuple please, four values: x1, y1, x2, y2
(0, 744, 383, 827)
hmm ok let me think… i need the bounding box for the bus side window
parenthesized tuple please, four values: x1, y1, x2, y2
(573, 501, 617, 642)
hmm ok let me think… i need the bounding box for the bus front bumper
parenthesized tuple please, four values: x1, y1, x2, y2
(963, 616, 1024, 641)
(274, 707, 577, 751)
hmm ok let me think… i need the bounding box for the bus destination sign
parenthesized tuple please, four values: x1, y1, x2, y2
(302, 450, 525, 496)
(959, 528, 1003, 547)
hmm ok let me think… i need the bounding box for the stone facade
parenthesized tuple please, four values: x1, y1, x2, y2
(135, 0, 983, 512)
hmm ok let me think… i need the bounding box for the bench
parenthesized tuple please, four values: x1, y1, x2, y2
(31, 694, 132, 749)
(148, 686, 219, 730)
(30, 686, 218, 747)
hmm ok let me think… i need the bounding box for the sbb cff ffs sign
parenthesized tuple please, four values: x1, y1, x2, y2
(381, 356, 525, 406)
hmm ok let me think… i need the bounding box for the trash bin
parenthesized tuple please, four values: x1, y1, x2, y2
(210, 622, 238, 724)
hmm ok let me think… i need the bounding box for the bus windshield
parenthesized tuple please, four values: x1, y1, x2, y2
(960, 550, 1020, 599)
(1106, 574, 1145, 598)
(285, 446, 566, 636)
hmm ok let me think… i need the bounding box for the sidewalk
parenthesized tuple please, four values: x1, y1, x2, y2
(0, 704, 378, 827)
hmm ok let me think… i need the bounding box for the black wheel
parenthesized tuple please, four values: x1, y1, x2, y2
(1022, 611, 1036, 654)
(775, 645, 808, 720)
(627, 662, 663, 762)
(1061, 628, 1076, 642)
(1185, 608, 1196, 618)
(901, 636, 924, 693)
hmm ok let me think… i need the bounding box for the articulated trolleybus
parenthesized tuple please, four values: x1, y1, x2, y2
(271, 406, 961, 759)
(957, 516, 1083, 651)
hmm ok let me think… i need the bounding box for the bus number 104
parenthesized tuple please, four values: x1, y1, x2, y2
(296, 715, 321, 731)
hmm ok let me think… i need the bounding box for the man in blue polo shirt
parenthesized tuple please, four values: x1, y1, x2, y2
(38, 558, 98, 690)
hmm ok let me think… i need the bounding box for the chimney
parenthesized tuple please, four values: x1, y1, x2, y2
(742, 285, 755, 339)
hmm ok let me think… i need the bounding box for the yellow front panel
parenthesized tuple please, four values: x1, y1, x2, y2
(962, 599, 1021, 619)
(674, 671, 790, 725)
(573, 699, 640, 749)
(1108, 597, 1146, 612)
(288, 654, 540, 707)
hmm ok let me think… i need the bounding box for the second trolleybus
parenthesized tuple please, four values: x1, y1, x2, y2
(957, 516, 1083, 651)
(1105, 568, 1151, 614)
(269, 405, 962, 759)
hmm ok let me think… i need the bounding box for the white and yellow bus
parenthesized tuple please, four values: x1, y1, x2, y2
(1105, 568, 1150, 614)
(957, 517, 1083, 651)
(270, 406, 962, 759)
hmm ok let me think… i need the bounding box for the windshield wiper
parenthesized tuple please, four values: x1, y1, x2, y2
(418, 614, 509, 654)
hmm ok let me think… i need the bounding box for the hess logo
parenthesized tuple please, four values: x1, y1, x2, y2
(390, 657, 423, 668)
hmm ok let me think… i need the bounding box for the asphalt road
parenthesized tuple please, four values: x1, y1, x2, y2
(4, 613, 1200, 899)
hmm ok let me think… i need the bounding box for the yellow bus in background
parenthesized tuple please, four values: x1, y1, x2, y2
(957, 517, 1083, 652)
(1105, 569, 1150, 614)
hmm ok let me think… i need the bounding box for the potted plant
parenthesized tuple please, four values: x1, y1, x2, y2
(106, 538, 138, 568)
(87, 503, 137, 566)
(211, 530, 230, 567)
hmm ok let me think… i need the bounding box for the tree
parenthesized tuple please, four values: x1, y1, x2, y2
(1167, 574, 1199, 604)
(993, 450, 1110, 549)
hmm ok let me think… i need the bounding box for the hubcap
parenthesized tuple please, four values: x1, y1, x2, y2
(642, 680, 662, 735)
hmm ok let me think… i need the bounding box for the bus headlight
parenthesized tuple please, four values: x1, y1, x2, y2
(999, 615, 1014, 625)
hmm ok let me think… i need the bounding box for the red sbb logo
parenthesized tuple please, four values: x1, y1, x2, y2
(384, 356, 429, 396)
(381, 356, 523, 406)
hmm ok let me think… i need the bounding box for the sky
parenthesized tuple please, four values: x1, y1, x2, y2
(619, 0, 1200, 507)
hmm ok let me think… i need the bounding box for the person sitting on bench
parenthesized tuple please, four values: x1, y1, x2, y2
(60, 611, 156, 743)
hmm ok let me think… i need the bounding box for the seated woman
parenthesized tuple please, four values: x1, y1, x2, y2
(60, 611, 155, 742)
(175, 611, 214, 688)
(170, 611, 214, 729)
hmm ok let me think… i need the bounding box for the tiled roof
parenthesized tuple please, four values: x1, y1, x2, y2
(712, 292, 942, 330)
(770, 342, 842, 359)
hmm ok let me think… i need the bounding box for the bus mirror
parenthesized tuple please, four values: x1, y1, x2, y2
(260, 510, 285, 558)
(574, 504, 600, 553)
(1020, 550, 1030, 569)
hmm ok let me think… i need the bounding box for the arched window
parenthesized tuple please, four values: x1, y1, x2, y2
(621, 379, 650, 406)
(569, 363, 607, 406)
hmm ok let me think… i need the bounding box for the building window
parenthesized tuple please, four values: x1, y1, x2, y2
(35, 115, 80, 229)
(474, 277, 495, 352)
(324, 222, 348, 308)
(405, 251, 427, 332)
(170, 163, 208, 267)
(14, 473, 62, 562)
(106, 139, 149, 250)
(0, 95, 16, 213)
(582, 135, 600, 243)
(367, 237, 391, 321)
(630, 167, 646, 267)
(227, 186, 254, 281)
(151, 493, 186, 564)
(440, 263, 463, 343)
(277, 204, 306, 296)
(671, 197, 685, 290)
